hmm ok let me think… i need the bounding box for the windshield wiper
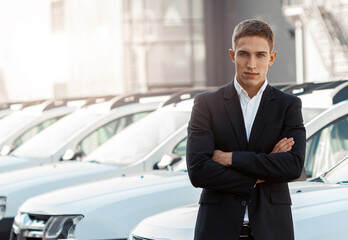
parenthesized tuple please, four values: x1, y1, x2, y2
(309, 175, 325, 183)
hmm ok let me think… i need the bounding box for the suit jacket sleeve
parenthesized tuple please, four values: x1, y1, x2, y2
(187, 94, 257, 193)
(231, 96, 306, 182)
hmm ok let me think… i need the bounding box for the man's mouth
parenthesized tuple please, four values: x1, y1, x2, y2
(244, 72, 259, 76)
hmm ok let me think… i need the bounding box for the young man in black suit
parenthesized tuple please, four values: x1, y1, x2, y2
(187, 19, 306, 240)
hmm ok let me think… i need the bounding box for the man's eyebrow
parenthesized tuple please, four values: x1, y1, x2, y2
(237, 50, 268, 54)
(237, 50, 249, 54)
(256, 51, 267, 54)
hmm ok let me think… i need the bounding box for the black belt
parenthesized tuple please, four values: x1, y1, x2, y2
(239, 222, 253, 240)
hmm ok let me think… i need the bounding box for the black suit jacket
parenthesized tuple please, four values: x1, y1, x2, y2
(186, 82, 306, 240)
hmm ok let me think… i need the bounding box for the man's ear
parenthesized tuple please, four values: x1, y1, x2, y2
(268, 51, 277, 66)
(229, 49, 235, 63)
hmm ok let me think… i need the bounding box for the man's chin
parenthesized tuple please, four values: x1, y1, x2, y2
(240, 79, 263, 87)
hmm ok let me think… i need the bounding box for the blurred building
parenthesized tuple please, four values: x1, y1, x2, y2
(46, 0, 298, 95)
(123, 0, 296, 90)
(123, 0, 206, 91)
(0, 0, 53, 101)
(0, 0, 296, 101)
(50, 0, 124, 97)
(283, 0, 348, 82)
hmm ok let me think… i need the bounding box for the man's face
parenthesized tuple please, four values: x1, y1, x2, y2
(229, 36, 277, 95)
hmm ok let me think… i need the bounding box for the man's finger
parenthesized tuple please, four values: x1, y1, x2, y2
(272, 138, 289, 152)
(275, 138, 288, 147)
(277, 139, 294, 151)
(274, 138, 290, 150)
(277, 140, 294, 153)
(279, 141, 293, 151)
(272, 138, 295, 153)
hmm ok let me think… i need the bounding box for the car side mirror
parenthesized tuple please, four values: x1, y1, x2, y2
(62, 149, 83, 161)
(154, 153, 182, 170)
(0, 144, 15, 156)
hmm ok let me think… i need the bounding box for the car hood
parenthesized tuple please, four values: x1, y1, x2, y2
(131, 204, 197, 240)
(289, 181, 348, 210)
(19, 170, 201, 239)
(131, 181, 348, 240)
(0, 161, 119, 216)
(0, 155, 40, 173)
(19, 171, 191, 215)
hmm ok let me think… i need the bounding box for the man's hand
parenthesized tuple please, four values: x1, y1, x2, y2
(257, 137, 295, 184)
(271, 137, 294, 154)
(212, 150, 232, 167)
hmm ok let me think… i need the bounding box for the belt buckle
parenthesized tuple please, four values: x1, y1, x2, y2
(240, 221, 252, 239)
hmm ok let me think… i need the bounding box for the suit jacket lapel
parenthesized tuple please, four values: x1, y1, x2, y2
(223, 83, 248, 150)
(248, 85, 275, 151)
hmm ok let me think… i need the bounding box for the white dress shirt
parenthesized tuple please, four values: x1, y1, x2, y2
(233, 77, 268, 222)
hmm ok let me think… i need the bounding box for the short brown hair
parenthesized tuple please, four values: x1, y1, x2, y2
(232, 19, 275, 52)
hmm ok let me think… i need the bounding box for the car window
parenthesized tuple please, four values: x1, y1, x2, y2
(173, 137, 187, 157)
(12, 117, 63, 151)
(305, 115, 348, 178)
(172, 137, 188, 172)
(0, 112, 37, 143)
(12, 110, 103, 158)
(84, 110, 190, 166)
(77, 111, 151, 157)
(132, 111, 149, 122)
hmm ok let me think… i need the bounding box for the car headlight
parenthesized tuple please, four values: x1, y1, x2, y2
(0, 196, 6, 220)
(43, 215, 83, 240)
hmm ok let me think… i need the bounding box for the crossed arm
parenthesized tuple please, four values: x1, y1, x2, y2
(213, 137, 295, 184)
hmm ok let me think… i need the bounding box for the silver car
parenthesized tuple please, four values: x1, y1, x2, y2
(0, 93, 164, 174)
(0, 98, 191, 239)
(0, 98, 90, 156)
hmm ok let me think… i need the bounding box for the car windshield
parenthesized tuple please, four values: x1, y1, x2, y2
(322, 156, 348, 184)
(84, 110, 190, 166)
(12, 109, 103, 158)
(0, 111, 37, 143)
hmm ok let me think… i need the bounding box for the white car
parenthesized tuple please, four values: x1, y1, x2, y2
(8, 100, 348, 240)
(12, 170, 201, 240)
(0, 99, 192, 239)
(296, 80, 348, 123)
(0, 94, 161, 174)
(0, 98, 89, 156)
(129, 156, 348, 240)
(0, 99, 49, 119)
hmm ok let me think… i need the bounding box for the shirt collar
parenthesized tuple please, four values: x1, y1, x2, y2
(233, 76, 268, 97)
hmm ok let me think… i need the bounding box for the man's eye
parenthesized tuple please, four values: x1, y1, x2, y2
(257, 53, 265, 57)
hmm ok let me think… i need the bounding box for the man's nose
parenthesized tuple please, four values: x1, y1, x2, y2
(247, 56, 256, 69)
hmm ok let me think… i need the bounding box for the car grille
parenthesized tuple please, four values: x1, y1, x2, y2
(10, 213, 49, 240)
